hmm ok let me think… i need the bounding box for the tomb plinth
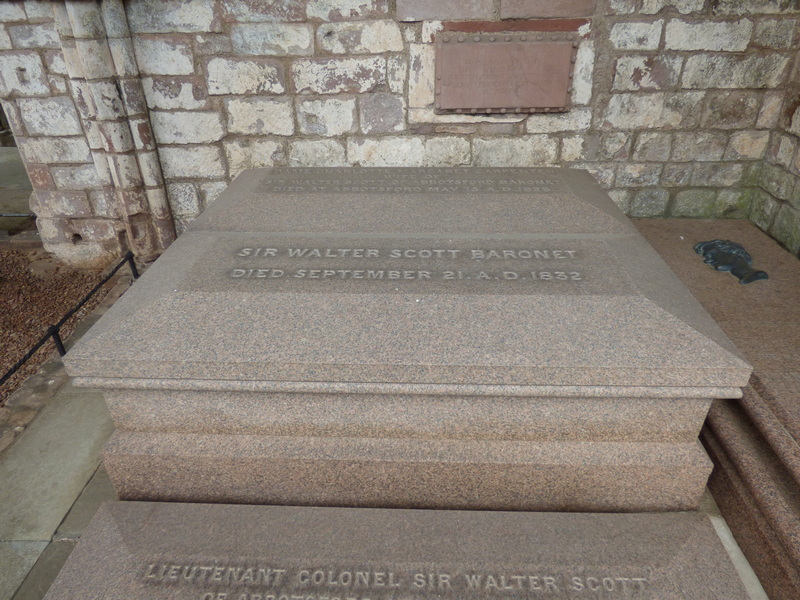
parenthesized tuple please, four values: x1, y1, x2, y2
(64, 168, 751, 511)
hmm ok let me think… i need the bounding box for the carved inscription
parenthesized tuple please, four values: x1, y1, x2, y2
(229, 246, 583, 285)
(144, 563, 650, 599)
(257, 168, 562, 194)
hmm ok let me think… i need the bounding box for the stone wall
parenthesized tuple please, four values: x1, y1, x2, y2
(0, 0, 798, 265)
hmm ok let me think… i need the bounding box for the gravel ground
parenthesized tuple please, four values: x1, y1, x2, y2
(0, 248, 112, 406)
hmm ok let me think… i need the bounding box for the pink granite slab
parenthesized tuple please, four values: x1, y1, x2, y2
(44, 502, 751, 600)
(63, 169, 749, 389)
(102, 431, 711, 511)
(102, 388, 712, 442)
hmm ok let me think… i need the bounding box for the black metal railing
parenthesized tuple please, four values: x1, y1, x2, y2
(0, 251, 140, 388)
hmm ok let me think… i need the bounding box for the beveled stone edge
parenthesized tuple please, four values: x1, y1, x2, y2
(73, 376, 743, 399)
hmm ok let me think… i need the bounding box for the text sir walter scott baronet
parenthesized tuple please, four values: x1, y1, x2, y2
(229, 247, 583, 282)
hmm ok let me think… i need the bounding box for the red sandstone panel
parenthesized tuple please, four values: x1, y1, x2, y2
(435, 33, 576, 113)
(501, 0, 596, 18)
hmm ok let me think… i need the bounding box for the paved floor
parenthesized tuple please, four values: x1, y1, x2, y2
(0, 218, 789, 600)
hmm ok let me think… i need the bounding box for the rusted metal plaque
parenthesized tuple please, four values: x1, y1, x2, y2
(434, 32, 577, 114)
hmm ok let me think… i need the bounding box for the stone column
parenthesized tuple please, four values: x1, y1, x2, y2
(56, 0, 175, 262)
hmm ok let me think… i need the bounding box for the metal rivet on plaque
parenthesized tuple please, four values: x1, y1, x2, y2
(573, 40, 579, 48)
(567, 88, 573, 94)
(567, 34, 574, 41)
(456, 109, 463, 114)
(568, 72, 574, 78)
(505, 36, 511, 41)
(489, 36, 496, 41)
(474, 36, 481, 42)
(536, 35, 543, 41)
(515, 108, 522, 113)
(458, 35, 465, 42)
(552, 35, 558, 40)
(442, 36, 450, 43)
(471, 108, 478, 114)
(520, 35, 527, 41)
(529, 108, 536, 113)
(544, 107, 550, 113)
(486, 108, 492, 114)
(571, 56, 577, 63)
(500, 108, 507, 114)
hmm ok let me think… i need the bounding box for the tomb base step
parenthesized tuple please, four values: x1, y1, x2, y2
(44, 501, 751, 600)
(104, 431, 712, 511)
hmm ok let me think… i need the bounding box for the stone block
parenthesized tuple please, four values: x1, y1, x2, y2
(89, 190, 119, 218)
(616, 163, 662, 187)
(560, 135, 584, 162)
(0, 51, 49, 96)
(612, 55, 682, 91)
(753, 18, 797, 49)
(769, 204, 800, 254)
(0, 26, 12, 51)
(18, 97, 82, 136)
(138, 151, 163, 187)
(603, 92, 703, 130)
(289, 139, 348, 167)
(712, 0, 800, 15)
(292, 57, 386, 94)
(632, 132, 672, 162)
(660, 163, 691, 187)
(18, 136, 92, 164)
(526, 109, 591, 134)
(8, 23, 59, 49)
(473, 136, 558, 166)
(500, 0, 596, 17)
(630, 189, 670, 217)
(387, 55, 407, 93)
(774, 134, 796, 169)
(359, 93, 406, 133)
(396, 0, 493, 21)
(51, 165, 100, 191)
(126, 0, 218, 33)
(166, 183, 201, 217)
(74, 39, 114, 81)
(107, 153, 144, 189)
(317, 20, 403, 54)
(690, 162, 745, 187)
(761, 162, 794, 200)
(714, 189, 751, 219)
(609, 20, 663, 50)
(0, 4, 26, 21)
(307, 0, 389, 21)
(36, 190, 93, 218)
(641, 0, 704, 13)
(725, 130, 770, 160)
(296, 96, 357, 136)
(608, 0, 636, 13)
(220, 0, 305, 22)
(226, 97, 294, 136)
(22, 0, 52, 19)
(151, 111, 226, 144)
(671, 189, 718, 218)
(423, 136, 470, 166)
(132, 37, 193, 76)
(142, 76, 207, 110)
(701, 91, 759, 130)
(682, 54, 790, 89)
(223, 138, 284, 178)
(107, 39, 138, 77)
(159, 145, 225, 180)
(408, 44, 434, 108)
(194, 34, 233, 56)
(231, 23, 313, 56)
(206, 57, 284, 95)
(572, 41, 594, 106)
(672, 132, 727, 162)
(665, 19, 753, 51)
(347, 136, 426, 166)
(749, 189, 779, 231)
(44, 51, 67, 75)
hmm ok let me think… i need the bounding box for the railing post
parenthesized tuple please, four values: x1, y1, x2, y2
(125, 251, 140, 279)
(48, 325, 67, 357)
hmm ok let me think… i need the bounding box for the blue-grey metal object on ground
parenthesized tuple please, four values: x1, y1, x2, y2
(694, 240, 768, 284)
